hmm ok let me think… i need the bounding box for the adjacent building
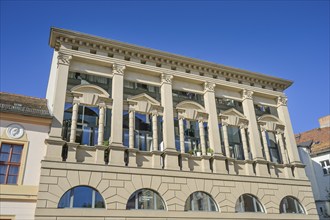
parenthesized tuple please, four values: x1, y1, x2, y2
(0, 93, 52, 219)
(296, 115, 330, 219)
(31, 27, 319, 219)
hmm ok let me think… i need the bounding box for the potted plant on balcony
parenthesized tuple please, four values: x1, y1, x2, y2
(188, 149, 194, 155)
(195, 149, 202, 156)
(207, 148, 214, 156)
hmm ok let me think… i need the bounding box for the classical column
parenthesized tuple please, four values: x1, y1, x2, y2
(69, 101, 79, 143)
(49, 52, 72, 138)
(152, 111, 158, 151)
(179, 116, 185, 153)
(203, 82, 222, 155)
(97, 105, 106, 146)
(45, 52, 72, 161)
(276, 96, 301, 164)
(160, 73, 179, 170)
(108, 63, 126, 166)
(276, 130, 288, 164)
(222, 123, 231, 157)
(110, 63, 125, 145)
(129, 109, 135, 149)
(160, 73, 176, 150)
(240, 124, 249, 160)
(198, 119, 207, 155)
(241, 89, 264, 160)
(260, 128, 271, 161)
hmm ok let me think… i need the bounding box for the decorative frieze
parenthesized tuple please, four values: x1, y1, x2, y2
(52, 29, 291, 91)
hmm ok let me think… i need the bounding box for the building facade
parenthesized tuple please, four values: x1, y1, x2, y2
(296, 115, 330, 220)
(34, 28, 318, 219)
(0, 93, 52, 220)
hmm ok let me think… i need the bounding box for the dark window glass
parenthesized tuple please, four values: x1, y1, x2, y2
(235, 194, 264, 213)
(280, 196, 305, 214)
(266, 131, 282, 163)
(184, 191, 218, 211)
(126, 189, 165, 210)
(0, 143, 23, 184)
(58, 186, 105, 208)
(227, 126, 244, 160)
(216, 98, 243, 114)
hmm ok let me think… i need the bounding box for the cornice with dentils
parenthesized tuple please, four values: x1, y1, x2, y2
(49, 27, 293, 91)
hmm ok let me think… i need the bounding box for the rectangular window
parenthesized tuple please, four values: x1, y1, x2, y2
(320, 159, 330, 175)
(227, 126, 244, 160)
(266, 131, 282, 164)
(0, 143, 23, 184)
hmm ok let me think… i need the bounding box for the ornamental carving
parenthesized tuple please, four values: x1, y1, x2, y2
(57, 53, 72, 66)
(112, 63, 126, 75)
(161, 73, 173, 84)
(242, 89, 253, 100)
(204, 82, 215, 92)
(277, 96, 288, 106)
(7, 124, 24, 139)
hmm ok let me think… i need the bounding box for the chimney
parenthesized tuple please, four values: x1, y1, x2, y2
(318, 115, 330, 128)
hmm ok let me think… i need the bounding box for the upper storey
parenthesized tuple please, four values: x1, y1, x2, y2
(49, 27, 292, 93)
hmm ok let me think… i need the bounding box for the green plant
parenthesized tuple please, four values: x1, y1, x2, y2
(188, 150, 194, 155)
(103, 140, 109, 146)
(207, 148, 214, 154)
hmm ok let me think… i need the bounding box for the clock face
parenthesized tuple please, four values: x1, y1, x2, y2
(7, 124, 24, 139)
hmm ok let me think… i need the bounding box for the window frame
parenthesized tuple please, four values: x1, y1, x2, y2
(320, 160, 330, 175)
(184, 191, 219, 212)
(126, 189, 166, 210)
(235, 194, 265, 213)
(58, 185, 106, 208)
(0, 140, 28, 185)
(280, 196, 305, 214)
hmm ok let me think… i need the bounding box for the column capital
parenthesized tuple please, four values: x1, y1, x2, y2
(242, 89, 254, 100)
(151, 109, 159, 116)
(222, 121, 229, 127)
(276, 129, 284, 135)
(239, 123, 248, 129)
(161, 73, 173, 85)
(57, 52, 72, 66)
(204, 82, 215, 93)
(72, 99, 80, 105)
(112, 63, 126, 75)
(98, 103, 107, 108)
(277, 96, 288, 106)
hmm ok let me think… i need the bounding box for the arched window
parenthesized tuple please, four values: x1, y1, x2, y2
(58, 186, 105, 208)
(235, 194, 265, 213)
(126, 189, 165, 210)
(184, 191, 218, 211)
(280, 196, 305, 214)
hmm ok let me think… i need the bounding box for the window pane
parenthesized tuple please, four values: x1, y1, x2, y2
(8, 166, 19, 175)
(73, 186, 93, 208)
(0, 144, 11, 153)
(185, 192, 217, 212)
(126, 193, 136, 209)
(0, 165, 8, 174)
(7, 175, 17, 184)
(127, 189, 165, 210)
(243, 195, 255, 212)
(10, 154, 21, 163)
(0, 153, 9, 162)
(95, 191, 105, 208)
(58, 190, 71, 208)
(13, 146, 23, 154)
(0, 174, 5, 184)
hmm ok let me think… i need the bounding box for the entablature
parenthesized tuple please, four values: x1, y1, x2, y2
(50, 28, 293, 92)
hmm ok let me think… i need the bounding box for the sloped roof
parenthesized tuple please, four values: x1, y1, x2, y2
(295, 127, 330, 155)
(0, 92, 51, 118)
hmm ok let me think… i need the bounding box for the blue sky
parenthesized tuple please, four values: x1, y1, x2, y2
(1, 1, 329, 133)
